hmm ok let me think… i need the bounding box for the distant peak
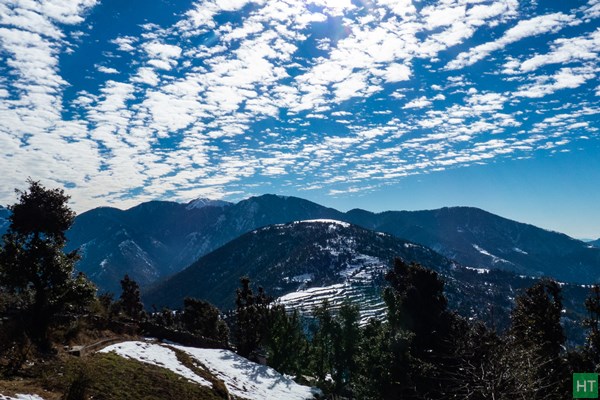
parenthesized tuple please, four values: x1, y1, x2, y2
(186, 198, 232, 210)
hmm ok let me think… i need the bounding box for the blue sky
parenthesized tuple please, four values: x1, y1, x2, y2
(0, 0, 599, 238)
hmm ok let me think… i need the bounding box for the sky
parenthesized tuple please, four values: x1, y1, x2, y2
(0, 0, 599, 238)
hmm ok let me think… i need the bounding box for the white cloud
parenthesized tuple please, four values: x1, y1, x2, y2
(97, 65, 119, 74)
(447, 12, 576, 70)
(1, 0, 597, 209)
(384, 63, 412, 82)
(131, 67, 160, 86)
(403, 96, 432, 109)
(517, 28, 600, 72)
(112, 36, 138, 52)
(514, 67, 596, 98)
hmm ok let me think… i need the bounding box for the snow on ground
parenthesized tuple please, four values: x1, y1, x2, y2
(472, 244, 512, 265)
(293, 219, 351, 228)
(464, 266, 490, 274)
(173, 346, 321, 400)
(0, 395, 45, 400)
(283, 273, 314, 283)
(99, 341, 211, 386)
(100, 341, 319, 400)
(278, 280, 386, 325)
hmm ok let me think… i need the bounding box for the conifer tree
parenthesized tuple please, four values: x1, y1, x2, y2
(309, 300, 336, 382)
(119, 274, 144, 320)
(583, 284, 600, 365)
(234, 277, 271, 359)
(332, 301, 360, 394)
(265, 305, 307, 376)
(353, 318, 413, 400)
(381, 258, 461, 398)
(182, 297, 229, 345)
(508, 278, 567, 398)
(0, 180, 95, 348)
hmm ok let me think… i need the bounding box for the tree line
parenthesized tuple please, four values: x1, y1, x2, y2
(1, 180, 599, 399)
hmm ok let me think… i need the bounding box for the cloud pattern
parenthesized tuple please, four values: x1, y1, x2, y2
(0, 0, 598, 211)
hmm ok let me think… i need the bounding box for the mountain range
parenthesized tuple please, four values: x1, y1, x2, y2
(1, 195, 597, 344)
(144, 219, 590, 344)
(59, 194, 600, 294)
(2, 195, 599, 293)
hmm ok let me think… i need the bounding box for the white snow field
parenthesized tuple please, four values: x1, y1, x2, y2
(173, 345, 321, 400)
(100, 340, 320, 400)
(0, 395, 45, 400)
(99, 340, 211, 386)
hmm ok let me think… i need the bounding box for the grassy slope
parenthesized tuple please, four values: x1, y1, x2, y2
(0, 350, 229, 400)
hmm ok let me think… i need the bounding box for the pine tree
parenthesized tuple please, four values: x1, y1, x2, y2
(119, 274, 144, 320)
(381, 258, 461, 398)
(234, 277, 271, 359)
(583, 284, 600, 365)
(264, 305, 307, 376)
(0, 180, 96, 348)
(508, 278, 567, 398)
(309, 300, 336, 383)
(332, 301, 360, 394)
(182, 297, 229, 345)
(353, 318, 414, 400)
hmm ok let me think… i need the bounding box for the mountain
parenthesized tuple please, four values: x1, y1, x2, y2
(186, 198, 232, 210)
(589, 238, 600, 248)
(68, 194, 600, 293)
(66, 195, 345, 293)
(144, 219, 590, 344)
(66, 200, 235, 292)
(143, 220, 453, 311)
(344, 206, 600, 284)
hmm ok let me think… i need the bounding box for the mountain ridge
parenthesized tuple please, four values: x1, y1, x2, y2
(143, 219, 590, 345)
(3, 194, 599, 292)
(143, 219, 454, 311)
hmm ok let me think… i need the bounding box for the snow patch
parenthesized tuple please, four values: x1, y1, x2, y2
(99, 341, 211, 386)
(173, 346, 321, 400)
(0, 395, 45, 400)
(513, 247, 528, 255)
(472, 244, 512, 265)
(100, 341, 320, 400)
(465, 266, 490, 274)
(293, 219, 351, 228)
(283, 273, 314, 283)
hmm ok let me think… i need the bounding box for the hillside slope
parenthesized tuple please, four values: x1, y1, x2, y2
(144, 220, 452, 310)
(100, 341, 321, 400)
(144, 220, 591, 344)
(345, 206, 600, 283)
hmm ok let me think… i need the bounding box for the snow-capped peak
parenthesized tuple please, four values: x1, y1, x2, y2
(293, 219, 351, 228)
(186, 198, 231, 210)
